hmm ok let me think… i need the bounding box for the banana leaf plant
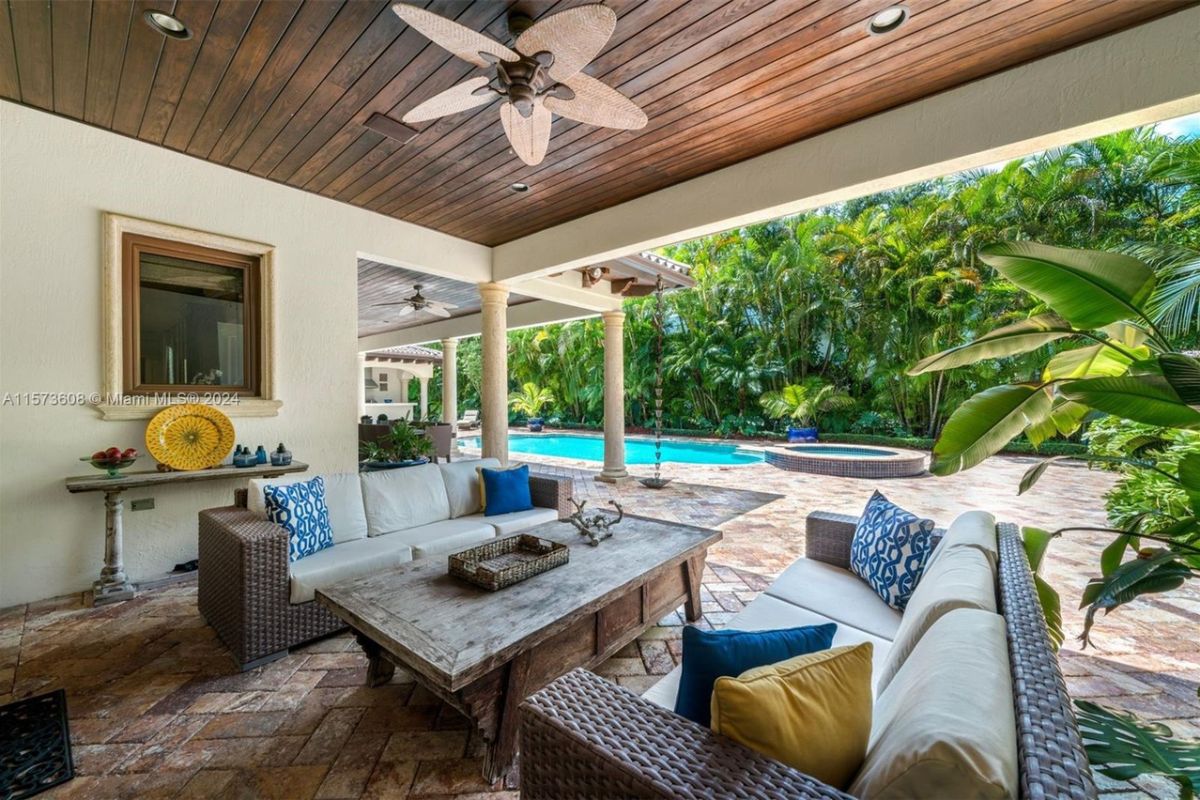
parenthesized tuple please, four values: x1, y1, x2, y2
(910, 241, 1200, 794)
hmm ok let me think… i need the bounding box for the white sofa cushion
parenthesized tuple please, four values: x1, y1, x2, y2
(387, 518, 496, 559)
(926, 510, 998, 572)
(642, 593, 894, 710)
(288, 534, 412, 604)
(875, 544, 998, 694)
(361, 463, 451, 536)
(439, 458, 500, 518)
(481, 506, 558, 536)
(249, 473, 368, 545)
(850, 609, 1017, 800)
(764, 558, 902, 640)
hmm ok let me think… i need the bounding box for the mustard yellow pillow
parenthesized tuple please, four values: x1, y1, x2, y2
(710, 642, 873, 789)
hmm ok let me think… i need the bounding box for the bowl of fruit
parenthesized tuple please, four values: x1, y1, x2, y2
(82, 447, 139, 478)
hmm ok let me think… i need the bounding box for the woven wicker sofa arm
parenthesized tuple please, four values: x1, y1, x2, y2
(198, 506, 291, 666)
(520, 668, 852, 800)
(529, 472, 572, 518)
(806, 511, 859, 568)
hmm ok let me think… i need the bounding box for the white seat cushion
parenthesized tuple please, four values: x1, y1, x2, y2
(875, 544, 997, 694)
(850, 609, 1018, 800)
(388, 518, 496, 559)
(479, 507, 558, 536)
(765, 558, 902, 640)
(925, 510, 998, 573)
(288, 535, 412, 604)
(641, 594, 894, 709)
(439, 458, 500, 518)
(249, 473, 368, 545)
(361, 463, 451, 536)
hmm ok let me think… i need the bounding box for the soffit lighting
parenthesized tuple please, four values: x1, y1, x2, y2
(143, 10, 191, 39)
(868, 6, 908, 35)
(510, 182, 530, 193)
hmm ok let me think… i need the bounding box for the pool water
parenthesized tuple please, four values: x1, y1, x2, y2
(460, 433, 763, 465)
(786, 445, 899, 458)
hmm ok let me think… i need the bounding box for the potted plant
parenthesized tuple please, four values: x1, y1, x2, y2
(359, 422, 434, 470)
(760, 378, 854, 442)
(509, 382, 555, 432)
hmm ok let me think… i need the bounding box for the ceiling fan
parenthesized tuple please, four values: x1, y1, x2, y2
(372, 285, 458, 319)
(392, 3, 647, 166)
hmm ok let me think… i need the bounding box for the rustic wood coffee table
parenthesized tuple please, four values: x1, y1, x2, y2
(316, 513, 720, 782)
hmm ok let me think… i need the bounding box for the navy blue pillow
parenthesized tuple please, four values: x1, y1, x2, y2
(674, 623, 837, 727)
(481, 464, 534, 516)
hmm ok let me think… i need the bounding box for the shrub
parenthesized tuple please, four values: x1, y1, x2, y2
(1086, 416, 1200, 532)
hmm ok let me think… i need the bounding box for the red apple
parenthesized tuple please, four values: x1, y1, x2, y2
(122, 448, 137, 459)
(92, 450, 107, 461)
(105, 446, 120, 458)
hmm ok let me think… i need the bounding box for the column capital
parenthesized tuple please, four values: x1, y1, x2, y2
(601, 309, 626, 326)
(440, 337, 459, 351)
(478, 282, 510, 306)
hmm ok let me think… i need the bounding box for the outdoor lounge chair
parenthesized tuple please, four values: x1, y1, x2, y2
(519, 510, 1096, 800)
(457, 409, 481, 429)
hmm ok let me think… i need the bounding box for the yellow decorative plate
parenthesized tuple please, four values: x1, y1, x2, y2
(145, 404, 235, 471)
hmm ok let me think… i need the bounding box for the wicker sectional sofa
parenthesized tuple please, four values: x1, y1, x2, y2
(198, 458, 572, 669)
(520, 510, 1097, 800)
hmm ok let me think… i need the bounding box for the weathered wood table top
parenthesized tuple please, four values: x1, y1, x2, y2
(317, 514, 721, 692)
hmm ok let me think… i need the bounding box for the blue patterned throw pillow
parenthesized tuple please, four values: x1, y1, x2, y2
(850, 491, 935, 611)
(264, 476, 334, 562)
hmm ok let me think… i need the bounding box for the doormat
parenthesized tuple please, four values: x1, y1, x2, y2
(0, 689, 74, 799)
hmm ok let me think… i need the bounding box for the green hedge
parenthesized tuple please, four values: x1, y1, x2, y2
(550, 421, 1088, 457)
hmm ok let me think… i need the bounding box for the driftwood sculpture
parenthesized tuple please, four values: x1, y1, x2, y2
(565, 498, 624, 546)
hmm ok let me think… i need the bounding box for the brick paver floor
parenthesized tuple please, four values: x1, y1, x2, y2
(2, 449, 1196, 798)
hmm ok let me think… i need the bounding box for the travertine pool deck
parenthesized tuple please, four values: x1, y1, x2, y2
(2, 451, 1195, 799)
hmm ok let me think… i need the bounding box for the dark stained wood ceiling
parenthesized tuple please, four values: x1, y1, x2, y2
(0, 1, 1190, 246)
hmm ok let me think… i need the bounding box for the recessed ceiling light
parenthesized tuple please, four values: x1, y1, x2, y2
(867, 6, 908, 35)
(510, 182, 530, 193)
(143, 10, 191, 39)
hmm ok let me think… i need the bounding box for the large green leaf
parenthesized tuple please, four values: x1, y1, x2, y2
(1042, 343, 1139, 381)
(1022, 526, 1057, 572)
(1049, 400, 1091, 437)
(1080, 550, 1192, 646)
(978, 241, 1156, 330)
(1075, 700, 1200, 797)
(930, 384, 1052, 476)
(1060, 376, 1200, 429)
(1161, 354, 1200, 407)
(1034, 574, 1064, 651)
(908, 314, 1075, 375)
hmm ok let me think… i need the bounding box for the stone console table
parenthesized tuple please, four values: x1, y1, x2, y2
(65, 461, 308, 606)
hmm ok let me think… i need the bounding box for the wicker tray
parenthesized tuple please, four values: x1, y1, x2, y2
(449, 534, 569, 591)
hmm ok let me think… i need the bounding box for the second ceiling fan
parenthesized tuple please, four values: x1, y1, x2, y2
(392, 3, 648, 166)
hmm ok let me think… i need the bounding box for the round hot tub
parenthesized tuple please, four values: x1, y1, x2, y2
(763, 443, 927, 478)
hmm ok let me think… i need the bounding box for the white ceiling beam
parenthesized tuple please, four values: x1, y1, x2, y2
(492, 7, 1200, 281)
(507, 272, 624, 312)
(357, 300, 596, 352)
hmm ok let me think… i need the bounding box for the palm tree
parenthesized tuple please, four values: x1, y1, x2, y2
(508, 382, 555, 430)
(760, 378, 855, 429)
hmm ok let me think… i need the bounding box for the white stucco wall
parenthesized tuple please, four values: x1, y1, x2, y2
(0, 101, 489, 606)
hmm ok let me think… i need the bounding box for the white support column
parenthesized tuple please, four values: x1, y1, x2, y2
(441, 338, 459, 452)
(399, 373, 411, 404)
(418, 377, 429, 422)
(598, 309, 629, 483)
(479, 283, 510, 465)
(357, 352, 367, 418)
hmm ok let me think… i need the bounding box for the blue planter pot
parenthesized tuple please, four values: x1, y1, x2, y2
(787, 426, 819, 443)
(527, 418, 544, 432)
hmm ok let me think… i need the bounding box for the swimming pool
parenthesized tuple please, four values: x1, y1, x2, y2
(459, 433, 763, 465)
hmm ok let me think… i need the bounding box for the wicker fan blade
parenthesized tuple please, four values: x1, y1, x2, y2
(515, 4, 615, 81)
(402, 77, 497, 124)
(500, 102, 552, 166)
(426, 304, 452, 318)
(391, 3, 519, 67)
(544, 72, 646, 130)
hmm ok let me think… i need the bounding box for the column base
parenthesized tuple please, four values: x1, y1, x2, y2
(92, 579, 135, 606)
(596, 469, 633, 484)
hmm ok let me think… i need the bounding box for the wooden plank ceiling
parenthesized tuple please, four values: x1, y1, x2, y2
(0, 1, 1189, 246)
(358, 259, 533, 338)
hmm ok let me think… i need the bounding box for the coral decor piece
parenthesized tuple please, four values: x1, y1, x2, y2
(564, 497, 624, 546)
